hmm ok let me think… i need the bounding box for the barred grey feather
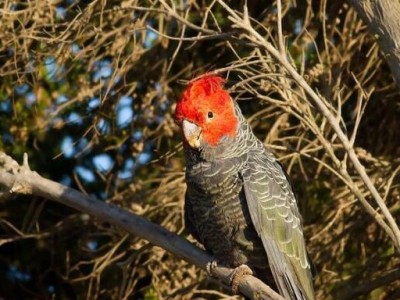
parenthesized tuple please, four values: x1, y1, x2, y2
(183, 103, 314, 300)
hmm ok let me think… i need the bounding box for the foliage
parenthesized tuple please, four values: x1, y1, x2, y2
(0, 0, 399, 299)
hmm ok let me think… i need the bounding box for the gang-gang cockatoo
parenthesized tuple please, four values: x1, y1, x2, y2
(175, 75, 314, 300)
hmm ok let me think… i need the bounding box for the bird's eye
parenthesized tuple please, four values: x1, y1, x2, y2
(207, 111, 214, 119)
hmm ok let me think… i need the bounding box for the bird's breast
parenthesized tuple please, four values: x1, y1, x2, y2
(185, 160, 266, 268)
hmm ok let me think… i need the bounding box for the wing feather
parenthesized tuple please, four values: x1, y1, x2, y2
(241, 150, 314, 300)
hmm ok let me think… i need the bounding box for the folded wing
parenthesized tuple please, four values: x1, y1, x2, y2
(241, 150, 314, 300)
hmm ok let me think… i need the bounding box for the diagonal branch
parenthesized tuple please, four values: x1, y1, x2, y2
(0, 152, 284, 300)
(216, 0, 400, 251)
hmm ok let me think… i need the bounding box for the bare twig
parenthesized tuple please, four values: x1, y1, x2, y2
(276, 0, 285, 56)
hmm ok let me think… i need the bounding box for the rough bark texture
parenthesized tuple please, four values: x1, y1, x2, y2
(348, 0, 400, 91)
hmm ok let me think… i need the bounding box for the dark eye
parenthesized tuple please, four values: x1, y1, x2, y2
(207, 111, 214, 119)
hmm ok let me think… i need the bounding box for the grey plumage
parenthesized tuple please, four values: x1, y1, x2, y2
(183, 103, 314, 300)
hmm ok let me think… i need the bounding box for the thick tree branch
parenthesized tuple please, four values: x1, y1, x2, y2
(0, 152, 284, 300)
(348, 0, 400, 92)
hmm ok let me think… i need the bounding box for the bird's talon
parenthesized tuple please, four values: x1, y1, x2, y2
(206, 259, 218, 276)
(230, 264, 253, 294)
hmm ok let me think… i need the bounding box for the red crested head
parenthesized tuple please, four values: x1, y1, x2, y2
(175, 75, 239, 148)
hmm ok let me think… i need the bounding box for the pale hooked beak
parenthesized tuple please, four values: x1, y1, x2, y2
(182, 119, 202, 149)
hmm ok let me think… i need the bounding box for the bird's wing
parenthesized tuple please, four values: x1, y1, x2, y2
(241, 149, 314, 300)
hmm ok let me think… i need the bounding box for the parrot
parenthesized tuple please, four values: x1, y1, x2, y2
(175, 75, 314, 300)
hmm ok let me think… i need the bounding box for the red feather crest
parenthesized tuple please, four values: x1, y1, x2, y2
(175, 75, 238, 146)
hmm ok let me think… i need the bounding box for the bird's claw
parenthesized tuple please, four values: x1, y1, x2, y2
(206, 259, 218, 276)
(230, 264, 253, 294)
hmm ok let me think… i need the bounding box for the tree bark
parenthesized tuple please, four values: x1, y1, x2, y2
(0, 152, 284, 300)
(348, 0, 400, 91)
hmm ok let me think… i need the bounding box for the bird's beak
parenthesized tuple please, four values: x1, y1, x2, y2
(182, 120, 202, 149)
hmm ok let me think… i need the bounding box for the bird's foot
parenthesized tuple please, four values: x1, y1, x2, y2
(206, 259, 219, 277)
(230, 264, 253, 294)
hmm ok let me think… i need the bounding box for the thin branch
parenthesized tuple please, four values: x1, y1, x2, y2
(146, 25, 235, 42)
(157, 1, 215, 34)
(216, 0, 400, 251)
(276, 0, 285, 56)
